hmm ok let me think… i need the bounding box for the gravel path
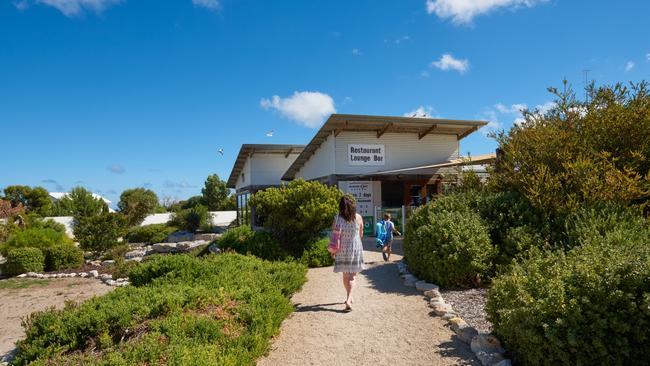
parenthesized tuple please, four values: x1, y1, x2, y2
(0, 278, 112, 362)
(258, 238, 479, 366)
(440, 288, 491, 334)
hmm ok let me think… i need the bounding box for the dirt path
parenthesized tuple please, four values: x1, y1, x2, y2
(0, 278, 113, 362)
(258, 238, 479, 366)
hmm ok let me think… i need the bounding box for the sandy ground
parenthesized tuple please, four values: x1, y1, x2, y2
(0, 278, 113, 362)
(258, 238, 479, 366)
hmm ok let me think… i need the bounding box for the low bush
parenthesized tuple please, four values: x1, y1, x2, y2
(170, 205, 211, 233)
(2, 227, 73, 255)
(299, 238, 334, 268)
(249, 179, 343, 256)
(126, 224, 176, 244)
(2, 247, 45, 276)
(111, 258, 139, 280)
(487, 212, 650, 365)
(404, 197, 495, 287)
(13, 254, 307, 365)
(101, 244, 132, 261)
(43, 244, 84, 271)
(218, 226, 289, 261)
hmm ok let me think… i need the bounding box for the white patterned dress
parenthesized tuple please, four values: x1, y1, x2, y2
(333, 214, 366, 273)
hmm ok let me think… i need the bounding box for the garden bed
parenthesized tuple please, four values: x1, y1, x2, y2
(439, 288, 491, 334)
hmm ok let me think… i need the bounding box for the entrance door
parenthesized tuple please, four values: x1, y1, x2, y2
(403, 181, 427, 207)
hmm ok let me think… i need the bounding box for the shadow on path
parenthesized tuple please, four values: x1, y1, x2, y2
(362, 261, 420, 296)
(294, 302, 350, 314)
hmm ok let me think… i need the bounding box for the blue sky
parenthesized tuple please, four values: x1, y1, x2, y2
(1, 0, 649, 204)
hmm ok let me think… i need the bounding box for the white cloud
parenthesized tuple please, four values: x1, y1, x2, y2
(192, 0, 219, 11)
(646, 53, 650, 61)
(352, 48, 361, 55)
(486, 101, 555, 129)
(404, 105, 438, 118)
(13, 0, 29, 10)
(432, 53, 469, 74)
(625, 61, 635, 72)
(426, 0, 547, 24)
(33, 0, 123, 16)
(108, 164, 125, 174)
(260, 91, 336, 128)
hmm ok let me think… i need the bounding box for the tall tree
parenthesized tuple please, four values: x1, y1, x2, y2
(118, 188, 160, 226)
(201, 174, 231, 210)
(53, 187, 108, 219)
(3, 185, 52, 216)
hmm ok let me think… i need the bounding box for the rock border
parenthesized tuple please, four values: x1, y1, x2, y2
(396, 262, 511, 366)
(17, 270, 129, 287)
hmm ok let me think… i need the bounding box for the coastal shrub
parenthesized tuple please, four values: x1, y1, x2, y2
(13, 254, 307, 365)
(218, 225, 289, 261)
(74, 213, 128, 253)
(249, 179, 344, 256)
(2, 247, 45, 276)
(126, 224, 176, 244)
(111, 258, 139, 280)
(2, 228, 73, 255)
(499, 225, 545, 263)
(299, 238, 334, 268)
(170, 204, 211, 233)
(486, 233, 650, 365)
(404, 200, 495, 287)
(43, 244, 84, 271)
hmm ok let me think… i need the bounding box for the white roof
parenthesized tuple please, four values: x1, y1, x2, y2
(49, 192, 112, 204)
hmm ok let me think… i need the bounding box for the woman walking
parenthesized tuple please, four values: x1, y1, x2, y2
(332, 195, 365, 311)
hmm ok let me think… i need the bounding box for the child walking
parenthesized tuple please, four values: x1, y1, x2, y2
(381, 213, 401, 262)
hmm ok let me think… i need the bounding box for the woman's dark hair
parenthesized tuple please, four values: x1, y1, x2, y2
(339, 195, 356, 222)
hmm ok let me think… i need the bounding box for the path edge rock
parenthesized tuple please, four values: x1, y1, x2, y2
(396, 261, 512, 366)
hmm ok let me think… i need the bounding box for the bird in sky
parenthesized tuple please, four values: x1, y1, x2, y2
(217, 148, 224, 156)
(265, 130, 274, 137)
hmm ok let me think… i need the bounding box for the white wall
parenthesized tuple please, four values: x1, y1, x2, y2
(295, 131, 458, 179)
(250, 153, 300, 186)
(235, 157, 253, 191)
(297, 134, 335, 180)
(334, 131, 458, 175)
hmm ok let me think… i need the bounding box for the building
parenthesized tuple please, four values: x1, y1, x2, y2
(226, 144, 304, 226)
(227, 114, 490, 229)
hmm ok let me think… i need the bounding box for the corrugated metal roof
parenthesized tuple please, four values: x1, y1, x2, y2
(281, 114, 489, 181)
(226, 144, 305, 188)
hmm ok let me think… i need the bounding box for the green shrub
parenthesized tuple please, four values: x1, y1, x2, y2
(170, 204, 211, 233)
(111, 258, 139, 280)
(126, 224, 176, 244)
(118, 188, 160, 227)
(404, 197, 495, 287)
(43, 244, 84, 271)
(249, 179, 343, 256)
(74, 213, 127, 253)
(218, 225, 290, 261)
(2, 247, 45, 276)
(299, 238, 334, 268)
(499, 225, 545, 264)
(13, 254, 307, 365)
(2, 227, 73, 255)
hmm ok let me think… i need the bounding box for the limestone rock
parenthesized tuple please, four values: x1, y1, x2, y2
(105, 279, 117, 286)
(126, 256, 143, 262)
(471, 334, 505, 355)
(475, 351, 505, 366)
(193, 233, 222, 241)
(442, 312, 458, 320)
(424, 288, 441, 298)
(17, 273, 27, 278)
(152, 242, 178, 253)
(451, 321, 478, 344)
(101, 260, 115, 266)
(166, 231, 193, 243)
(176, 240, 208, 252)
(208, 243, 221, 254)
(415, 281, 438, 292)
(493, 359, 512, 366)
(403, 274, 418, 287)
(88, 270, 99, 278)
(431, 302, 453, 316)
(26, 272, 38, 278)
(79, 272, 88, 278)
(99, 274, 112, 281)
(125, 249, 146, 259)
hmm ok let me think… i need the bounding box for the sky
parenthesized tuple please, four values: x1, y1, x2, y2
(1, 0, 649, 205)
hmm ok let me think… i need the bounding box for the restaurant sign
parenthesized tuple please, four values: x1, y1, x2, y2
(348, 144, 385, 166)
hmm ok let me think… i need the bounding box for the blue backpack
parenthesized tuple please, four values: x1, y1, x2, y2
(375, 220, 387, 248)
